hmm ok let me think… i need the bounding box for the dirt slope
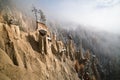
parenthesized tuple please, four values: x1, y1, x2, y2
(0, 23, 80, 80)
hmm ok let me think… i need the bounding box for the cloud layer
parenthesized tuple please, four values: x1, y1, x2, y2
(8, 0, 120, 34)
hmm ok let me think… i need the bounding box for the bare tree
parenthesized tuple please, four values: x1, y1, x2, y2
(32, 6, 38, 29)
(32, 6, 37, 22)
(38, 9, 46, 24)
(32, 6, 46, 29)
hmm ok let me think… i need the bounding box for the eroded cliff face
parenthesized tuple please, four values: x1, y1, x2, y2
(0, 22, 80, 80)
(0, 13, 102, 80)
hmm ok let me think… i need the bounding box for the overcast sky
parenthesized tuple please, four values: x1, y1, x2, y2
(14, 0, 120, 34)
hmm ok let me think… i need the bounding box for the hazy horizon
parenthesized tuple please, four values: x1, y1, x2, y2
(12, 0, 120, 34)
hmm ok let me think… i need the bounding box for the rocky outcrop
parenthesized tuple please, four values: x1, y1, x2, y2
(0, 19, 102, 80)
(0, 22, 80, 80)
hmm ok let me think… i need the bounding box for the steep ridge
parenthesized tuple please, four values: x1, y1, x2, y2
(0, 10, 103, 79)
(0, 20, 102, 80)
(0, 1, 119, 79)
(0, 22, 81, 80)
